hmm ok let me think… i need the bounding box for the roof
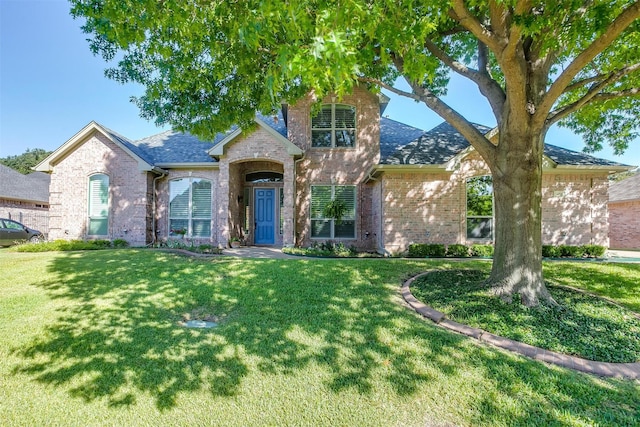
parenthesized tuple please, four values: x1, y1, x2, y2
(609, 173, 640, 202)
(381, 121, 630, 169)
(379, 117, 427, 160)
(133, 130, 219, 165)
(0, 164, 50, 203)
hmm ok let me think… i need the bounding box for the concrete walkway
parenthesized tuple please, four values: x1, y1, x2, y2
(401, 272, 640, 380)
(222, 246, 299, 259)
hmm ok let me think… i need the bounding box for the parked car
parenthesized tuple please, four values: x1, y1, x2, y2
(0, 218, 44, 246)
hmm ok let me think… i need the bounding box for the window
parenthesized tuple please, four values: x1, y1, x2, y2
(88, 174, 109, 236)
(169, 178, 212, 238)
(311, 104, 356, 148)
(466, 176, 493, 239)
(245, 171, 283, 183)
(311, 185, 356, 239)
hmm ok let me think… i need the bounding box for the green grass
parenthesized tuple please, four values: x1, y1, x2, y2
(410, 266, 640, 363)
(0, 249, 638, 426)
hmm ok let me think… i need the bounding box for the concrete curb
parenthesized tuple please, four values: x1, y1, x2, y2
(402, 272, 640, 380)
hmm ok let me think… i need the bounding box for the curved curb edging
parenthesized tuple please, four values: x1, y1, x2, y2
(402, 272, 640, 380)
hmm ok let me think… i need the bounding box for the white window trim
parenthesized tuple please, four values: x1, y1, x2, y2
(311, 104, 357, 149)
(168, 177, 213, 238)
(310, 184, 357, 240)
(465, 175, 494, 241)
(87, 173, 109, 237)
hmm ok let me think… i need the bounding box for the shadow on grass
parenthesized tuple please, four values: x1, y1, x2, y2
(9, 251, 640, 425)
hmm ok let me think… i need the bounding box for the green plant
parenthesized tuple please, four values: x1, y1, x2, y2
(446, 244, 470, 257)
(580, 244, 606, 258)
(559, 245, 583, 258)
(471, 244, 494, 257)
(407, 243, 446, 258)
(322, 199, 348, 224)
(542, 245, 562, 258)
(112, 239, 129, 248)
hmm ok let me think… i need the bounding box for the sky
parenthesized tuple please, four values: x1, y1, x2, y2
(1, 0, 639, 168)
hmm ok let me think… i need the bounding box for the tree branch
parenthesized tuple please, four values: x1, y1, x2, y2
(547, 88, 640, 127)
(539, 1, 640, 116)
(423, 38, 506, 118)
(564, 63, 640, 93)
(450, 0, 503, 52)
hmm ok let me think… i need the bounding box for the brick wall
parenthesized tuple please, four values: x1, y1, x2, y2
(379, 151, 610, 253)
(609, 200, 640, 249)
(288, 86, 381, 249)
(49, 131, 152, 246)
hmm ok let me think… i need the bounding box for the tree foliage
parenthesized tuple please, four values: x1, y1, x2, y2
(0, 148, 52, 174)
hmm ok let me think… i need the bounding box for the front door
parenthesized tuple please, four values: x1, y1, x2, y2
(254, 188, 275, 245)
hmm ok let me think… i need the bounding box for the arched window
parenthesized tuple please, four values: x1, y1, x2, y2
(311, 104, 356, 148)
(88, 174, 109, 236)
(169, 178, 212, 238)
(466, 176, 493, 239)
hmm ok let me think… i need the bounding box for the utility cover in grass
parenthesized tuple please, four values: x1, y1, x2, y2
(181, 320, 218, 328)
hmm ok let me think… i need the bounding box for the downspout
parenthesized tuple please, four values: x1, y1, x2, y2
(151, 168, 168, 245)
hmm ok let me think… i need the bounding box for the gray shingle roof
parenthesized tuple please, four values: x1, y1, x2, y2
(382, 122, 491, 165)
(0, 164, 50, 203)
(609, 173, 640, 202)
(381, 121, 630, 167)
(379, 117, 427, 160)
(99, 124, 156, 166)
(133, 130, 219, 164)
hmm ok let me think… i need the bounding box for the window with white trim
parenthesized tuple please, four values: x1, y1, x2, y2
(311, 104, 356, 148)
(466, 176, 493, 239)
(88, 174, 109, 236)
(311, 185, 356, 239)
(169, 178, 212, 238)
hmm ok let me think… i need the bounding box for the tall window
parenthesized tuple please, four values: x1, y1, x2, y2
(88, 174, 109, 236)
(169, 178, 212, 238)
(311, 185, 356, 239)
(311, 104, 356, 148)
(466, 176, 493, 239)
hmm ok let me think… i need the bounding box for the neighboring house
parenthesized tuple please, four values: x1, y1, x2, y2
(35, 87, 630, 251)
(0, 164, 50, 236)
(608, 173, 640, 250)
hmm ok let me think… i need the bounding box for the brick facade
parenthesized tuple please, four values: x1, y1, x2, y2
(48, 131, 152, 246)
(609, 200, 640, 249)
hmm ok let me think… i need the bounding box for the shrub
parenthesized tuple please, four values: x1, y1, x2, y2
(471, 244, 494, 258)
(15, 239, 112, 252)
(558, 245, 583, 258)
(113, 239, 129, 248)
(542, 245, 562, 258)
(446, 244, 470, 257)
(580, 244, 606, 258)
(407, 243, 446, 258)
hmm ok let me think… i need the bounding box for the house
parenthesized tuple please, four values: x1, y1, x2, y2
(35, 87, 630, 251)
(0, 164, 50, 236)
(608, 173, 640, 250)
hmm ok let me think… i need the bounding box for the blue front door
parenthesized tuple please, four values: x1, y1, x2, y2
(254, 188, 275, 245)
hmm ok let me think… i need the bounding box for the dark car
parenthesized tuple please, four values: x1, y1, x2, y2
(0, 218, 44, 246)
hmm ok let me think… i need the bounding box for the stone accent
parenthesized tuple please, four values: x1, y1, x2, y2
(48, 131, 152, 246)
(609, 200, 640, 249)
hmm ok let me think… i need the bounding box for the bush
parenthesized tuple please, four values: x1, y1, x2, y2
(113, 239, 129, 248)
(407, 243, 446, 258)
(15, 239, 112, 252)
(542, 245, 562, 258)
(471, 244, 494, 258)
(580, 244, 606, 258)
(558, 245, 583, 258)
(446, 244, 470, 257)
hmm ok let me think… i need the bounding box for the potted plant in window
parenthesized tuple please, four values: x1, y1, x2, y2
(323, 198, 347, 225)
(229, 236, 241, 248)
(171, 227, 187, 239)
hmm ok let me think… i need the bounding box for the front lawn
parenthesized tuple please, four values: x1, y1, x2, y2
(0, 250, 638, 426)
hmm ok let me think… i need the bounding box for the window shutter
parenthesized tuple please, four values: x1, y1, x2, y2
(311, 106, 332, 129)
(334, 105, 356, 129)
(335, 186, 356, 219)
(311, 186, 332, 219)
(191, 179, 212, 218)
(89, 175, 108, 217)
(169, 179, 190, 218)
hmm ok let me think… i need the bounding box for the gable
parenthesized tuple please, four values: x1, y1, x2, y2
(34, 121, 155, 172)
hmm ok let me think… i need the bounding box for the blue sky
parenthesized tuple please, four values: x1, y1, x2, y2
(1, 0, 638, 168)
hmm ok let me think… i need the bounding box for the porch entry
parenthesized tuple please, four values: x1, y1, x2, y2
(254, 188, 275, 244)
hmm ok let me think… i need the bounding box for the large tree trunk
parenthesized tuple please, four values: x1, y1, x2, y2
(487, 125, 555, 307)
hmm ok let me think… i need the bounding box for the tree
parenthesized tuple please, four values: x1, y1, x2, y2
(70, 0, 640, 306)
(0, 148, 52, 174)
